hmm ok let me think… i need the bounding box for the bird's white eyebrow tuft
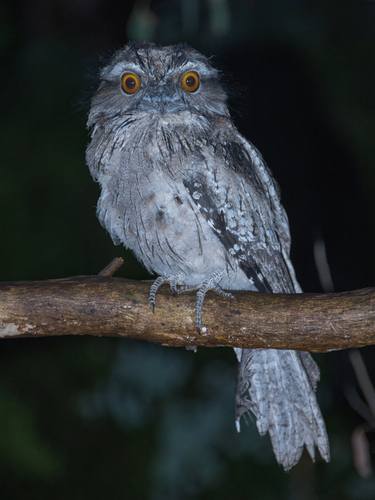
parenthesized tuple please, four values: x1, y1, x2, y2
(101, 59, 217, 80)
(178, 61, 217, 78)
(102, 62, 142, 79)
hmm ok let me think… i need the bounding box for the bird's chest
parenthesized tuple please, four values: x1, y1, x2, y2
(98, 162, 213, 276)
(124, 168, 189, 245)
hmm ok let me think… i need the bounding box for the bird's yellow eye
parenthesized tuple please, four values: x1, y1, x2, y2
(180, 70, 200, 93)
(121, 72, 141, 95)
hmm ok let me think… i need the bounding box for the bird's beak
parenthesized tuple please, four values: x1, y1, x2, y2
(141, 87, 180, 114)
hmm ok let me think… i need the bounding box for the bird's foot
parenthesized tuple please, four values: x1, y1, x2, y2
(195, 272, 234, 333)
(148, 273, 186, 311)
(149, 271, 234, 337)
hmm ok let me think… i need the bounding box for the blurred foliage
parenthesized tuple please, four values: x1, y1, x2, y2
(1, 0, 375, 498)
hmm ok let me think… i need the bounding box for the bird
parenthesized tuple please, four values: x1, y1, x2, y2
(86, 41, 330, 470)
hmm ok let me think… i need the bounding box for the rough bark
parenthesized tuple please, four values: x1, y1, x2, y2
(0, 275, 374, 352)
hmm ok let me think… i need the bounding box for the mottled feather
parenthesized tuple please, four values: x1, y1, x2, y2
(86, 42, 330, 470)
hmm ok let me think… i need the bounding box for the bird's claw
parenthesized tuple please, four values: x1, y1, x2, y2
(148, 276, 167, 312)
(148, 274, 185, 311)
(149, 272, 231, 335)
(195, 271, 226, 332)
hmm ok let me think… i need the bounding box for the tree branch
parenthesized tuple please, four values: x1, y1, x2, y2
(0, 275, 374, 352)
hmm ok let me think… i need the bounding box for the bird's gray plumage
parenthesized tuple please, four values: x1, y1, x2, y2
(86, 41, 330, 469)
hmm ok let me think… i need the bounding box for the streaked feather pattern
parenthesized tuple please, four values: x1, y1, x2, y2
(86, 41, 330, 470)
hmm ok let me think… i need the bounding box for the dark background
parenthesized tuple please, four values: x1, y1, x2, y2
(1, 1, 375, 498)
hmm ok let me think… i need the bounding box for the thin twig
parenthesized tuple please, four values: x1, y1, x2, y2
(352, 425, 373, 478)
(98, 257, 124, 277)
(349, 349, 375, 418)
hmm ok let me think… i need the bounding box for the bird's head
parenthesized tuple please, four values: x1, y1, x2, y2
(88, 42, 229, 129)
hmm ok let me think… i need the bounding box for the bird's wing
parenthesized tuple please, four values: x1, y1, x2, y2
(183, 128, 328, 468)
(183, 131, 298, 294)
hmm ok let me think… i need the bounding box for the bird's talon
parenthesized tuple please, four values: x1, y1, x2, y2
(148, 295, 156, 311)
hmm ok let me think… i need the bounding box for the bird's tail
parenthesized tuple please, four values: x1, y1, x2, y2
(235, 348, 330, 470)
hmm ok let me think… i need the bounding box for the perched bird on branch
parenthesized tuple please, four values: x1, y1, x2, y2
(86, 41, 329, 470)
